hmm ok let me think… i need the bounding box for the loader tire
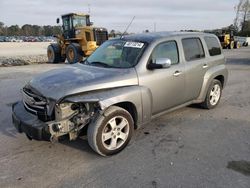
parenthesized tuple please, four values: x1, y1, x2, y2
(47, 44, 65, 63)
(66, 43, 83, 64)
(229, 41, 234, 49)
(234, 41, 240, 49)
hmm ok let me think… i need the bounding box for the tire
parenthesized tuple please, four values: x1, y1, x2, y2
(66, 43, 83, 64)
(229, 41, 234, 49)
(234, 41, 240, 49)
(201, 79, 222, 109)
(87, 106, 134, 156)
(47, 44, 65, 63)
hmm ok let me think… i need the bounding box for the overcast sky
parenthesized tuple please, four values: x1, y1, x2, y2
(0, 0, 238, 33)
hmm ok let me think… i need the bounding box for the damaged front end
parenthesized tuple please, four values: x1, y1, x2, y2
(12, 87, 100, 142)
(48, 102, 97, 141)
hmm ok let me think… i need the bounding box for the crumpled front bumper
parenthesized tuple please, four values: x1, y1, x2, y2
(12, 101, 51, 141)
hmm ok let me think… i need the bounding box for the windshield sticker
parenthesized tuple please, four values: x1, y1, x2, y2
(124, 42, 144, 48)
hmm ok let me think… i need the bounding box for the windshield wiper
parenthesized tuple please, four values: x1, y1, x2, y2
(80, 59, 89, 65)
(89, 61, 114, 68)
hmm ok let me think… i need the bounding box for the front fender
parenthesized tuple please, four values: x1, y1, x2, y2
(197, 64, 228, 102)
(63, 86, 153, 126)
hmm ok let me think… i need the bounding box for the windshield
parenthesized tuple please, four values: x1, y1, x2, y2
(73, 16, 87, 27)
(86, 40, 146, 68)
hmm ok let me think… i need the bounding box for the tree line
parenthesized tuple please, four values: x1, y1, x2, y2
(234, 0, 250, 36)
(238, 20, 250, 36)
(0, 22, 61, 36)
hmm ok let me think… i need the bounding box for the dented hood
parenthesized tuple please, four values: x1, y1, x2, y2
(28, 64, 138, 101)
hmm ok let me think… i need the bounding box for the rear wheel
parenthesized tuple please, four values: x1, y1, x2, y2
(47, 44, 65, 63)
(87, 106, 134, 156)
(201, 79, 222, 109)
(66, 43, 83, 64)
(234, 41, 240, 49)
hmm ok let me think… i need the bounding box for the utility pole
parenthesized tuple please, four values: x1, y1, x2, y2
(88, 4, 91, 14)
(154, 22, 156, 32)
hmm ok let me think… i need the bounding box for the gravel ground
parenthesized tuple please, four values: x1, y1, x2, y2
(0, 42, 50, 66)
(0, 48, 249, 188)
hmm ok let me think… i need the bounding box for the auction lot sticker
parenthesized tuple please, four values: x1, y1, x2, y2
(124, 42, 144, 48)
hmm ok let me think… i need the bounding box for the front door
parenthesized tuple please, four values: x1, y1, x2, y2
(139, 40, 185, 115)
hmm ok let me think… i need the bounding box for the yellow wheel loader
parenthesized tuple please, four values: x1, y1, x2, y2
(47, 13, 108, 64)
(218, 33, 240, 49)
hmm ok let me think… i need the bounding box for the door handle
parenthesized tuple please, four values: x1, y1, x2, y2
(173, 71, 182, 77)
(203, 64, 208, 68)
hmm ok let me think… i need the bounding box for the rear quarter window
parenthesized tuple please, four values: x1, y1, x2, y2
(204, 36, 222, 56)
(182, 38, 205, 61)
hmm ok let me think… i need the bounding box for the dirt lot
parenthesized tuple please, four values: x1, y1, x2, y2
(0, 48, 249, 188)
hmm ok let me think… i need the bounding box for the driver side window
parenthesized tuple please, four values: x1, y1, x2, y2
(151, 41, 179, 65)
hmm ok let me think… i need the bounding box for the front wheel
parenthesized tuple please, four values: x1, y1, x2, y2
(66, 43, 83, 64)
(201, 79, 222, 109)
(87, 106, 134, 156)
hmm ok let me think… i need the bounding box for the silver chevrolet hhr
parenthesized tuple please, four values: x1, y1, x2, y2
(12, 32, 228, 156)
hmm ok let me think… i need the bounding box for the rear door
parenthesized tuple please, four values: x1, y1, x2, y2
(181, 37, 208, 101)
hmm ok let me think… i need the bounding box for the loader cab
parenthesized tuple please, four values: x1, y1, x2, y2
(61, 13, 91, 39)
(218, 34, 229, 43)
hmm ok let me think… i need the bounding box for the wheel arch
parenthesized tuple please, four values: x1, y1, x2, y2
(63, 86, 146, 127)
(196, 64, 228, 102)
(214, 75, 225, 88)
(113, 102, 138, 129)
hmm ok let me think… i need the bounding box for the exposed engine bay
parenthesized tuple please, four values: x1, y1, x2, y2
(47, 102, 98, 141)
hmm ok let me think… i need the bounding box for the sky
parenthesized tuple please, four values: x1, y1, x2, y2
(0, 0, 239, 33)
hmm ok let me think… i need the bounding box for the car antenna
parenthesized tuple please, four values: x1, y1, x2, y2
(120, 16, 135, 39)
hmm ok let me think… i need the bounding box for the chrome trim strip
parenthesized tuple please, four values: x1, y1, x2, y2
(23, 88, 45, 101)
(23, 100, 37, 114)
(22, 90, 46, 108)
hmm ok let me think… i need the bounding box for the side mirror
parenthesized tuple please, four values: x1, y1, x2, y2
(90, 22, 94, 26)
(148, 58, 172, 70)
(155, 58, 172, 68)
(56, 18, 60, 24)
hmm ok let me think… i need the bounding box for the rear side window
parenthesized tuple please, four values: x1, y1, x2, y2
(182, 38, 205, 61)
(204, 36, 222, 56)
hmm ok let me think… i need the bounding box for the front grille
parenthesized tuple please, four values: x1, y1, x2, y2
(94, 29, 108, 46)
(22, 88, 52, 122)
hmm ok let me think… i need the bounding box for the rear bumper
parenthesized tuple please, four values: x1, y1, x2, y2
(12, 101, 51, 141)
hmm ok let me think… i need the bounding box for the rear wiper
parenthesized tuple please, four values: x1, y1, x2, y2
(89, 61, 114, 68)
